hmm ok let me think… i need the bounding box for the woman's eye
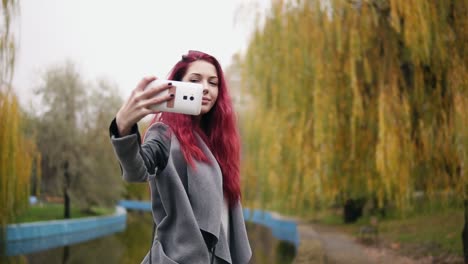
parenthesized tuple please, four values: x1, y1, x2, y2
(190, 79, 200, 83)
(210, 82, 218, 86)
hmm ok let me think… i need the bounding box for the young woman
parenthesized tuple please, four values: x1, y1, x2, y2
(109, 50, 252, 264)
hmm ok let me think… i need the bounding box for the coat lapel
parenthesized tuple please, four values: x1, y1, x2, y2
(187, 133, 232, 263)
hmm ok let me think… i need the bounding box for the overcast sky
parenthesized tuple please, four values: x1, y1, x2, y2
(12, 0, 271, 108)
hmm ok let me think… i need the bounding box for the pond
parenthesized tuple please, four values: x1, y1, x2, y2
(13, 212, 295, 264)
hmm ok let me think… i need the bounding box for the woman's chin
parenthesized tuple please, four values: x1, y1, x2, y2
(200, 105, 213, 115)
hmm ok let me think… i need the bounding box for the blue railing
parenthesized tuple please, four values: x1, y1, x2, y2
(5, 206, 126, 256)
(118, 199, 151, 211)
(119, 200, 300, 249)
(6, 200, 300, 256)
(243, 208, 300, 248)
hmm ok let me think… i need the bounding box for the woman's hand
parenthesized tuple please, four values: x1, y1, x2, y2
(116, 76, 173, 136)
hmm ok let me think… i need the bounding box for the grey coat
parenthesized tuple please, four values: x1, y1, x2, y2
(110, 121, 252, 264)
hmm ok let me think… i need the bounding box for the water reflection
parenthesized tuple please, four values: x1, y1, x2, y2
(15, 212, 295, 264)
(246, 222, 296, 264)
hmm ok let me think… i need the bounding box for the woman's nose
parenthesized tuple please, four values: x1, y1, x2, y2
(202, 81, 209, 95)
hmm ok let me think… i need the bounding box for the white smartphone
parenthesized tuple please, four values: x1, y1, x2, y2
(145, 79, 203, 115)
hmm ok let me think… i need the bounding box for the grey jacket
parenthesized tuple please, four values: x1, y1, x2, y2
(110, 121, 252, 264)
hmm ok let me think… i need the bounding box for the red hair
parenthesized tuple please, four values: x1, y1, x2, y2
(148, 50, 241, 206)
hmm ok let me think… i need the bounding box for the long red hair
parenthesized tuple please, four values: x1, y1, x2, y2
(148, 50, 241, 206)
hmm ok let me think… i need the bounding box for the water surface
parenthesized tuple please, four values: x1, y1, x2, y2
(19, 212, 295, 263)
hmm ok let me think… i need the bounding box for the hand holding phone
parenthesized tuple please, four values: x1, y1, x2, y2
(145, 79, 203, 115)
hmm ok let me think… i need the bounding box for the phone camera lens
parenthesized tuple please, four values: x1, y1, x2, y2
(190, 96, 194, 101)
(183, 95, 188, 100)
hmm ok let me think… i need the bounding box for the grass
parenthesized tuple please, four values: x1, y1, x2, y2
(378, 209, 463, 257)
(13, 203, 115, 223)
(313, 206, 464, 259)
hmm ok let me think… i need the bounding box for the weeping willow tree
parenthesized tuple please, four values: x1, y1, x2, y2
(0, 93, 39, 221)
(1, 0, 40, 259)
(239, 0, 467, 221)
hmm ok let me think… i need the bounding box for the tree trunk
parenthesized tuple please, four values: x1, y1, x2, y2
(63, 161, 71, 219)
(0, 227, 5, 259)
(64, 189, 70, 219)
(463, 199, 468, 264)
(343, 198, 366, 223)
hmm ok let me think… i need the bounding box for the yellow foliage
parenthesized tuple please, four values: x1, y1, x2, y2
(1, 0, 41, 231)
(0, 91, 40, 226)
(238, 0, 467, 215)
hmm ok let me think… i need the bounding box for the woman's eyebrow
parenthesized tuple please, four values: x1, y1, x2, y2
(188, 73, 202, 77)
(189, 73, 218, 79)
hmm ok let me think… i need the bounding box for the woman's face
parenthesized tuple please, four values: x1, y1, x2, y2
(182, 60, 219, 115)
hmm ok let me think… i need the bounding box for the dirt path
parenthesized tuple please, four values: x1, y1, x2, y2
(312, 224, 373, 264)
(292, 223, 326, 264)
(292, 221, 428, 264)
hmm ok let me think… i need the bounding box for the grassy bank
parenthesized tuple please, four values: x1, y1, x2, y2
(13, 203, 115, 223)
(313, 207, 463, 260)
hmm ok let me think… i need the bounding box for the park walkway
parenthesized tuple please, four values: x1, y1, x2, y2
(291, 219, 423, 264)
